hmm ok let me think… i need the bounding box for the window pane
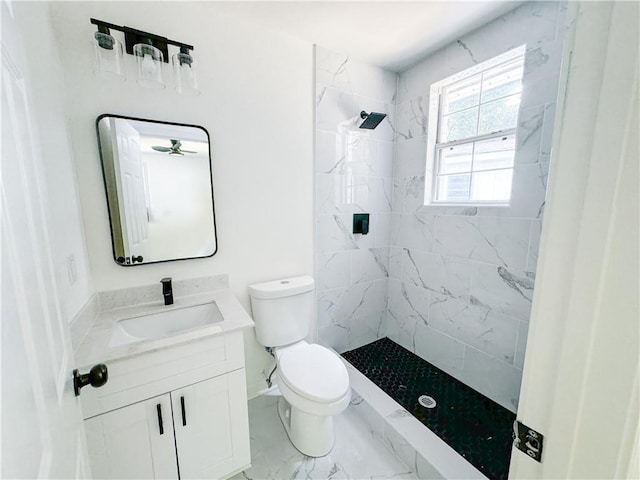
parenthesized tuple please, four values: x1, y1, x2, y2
(478, 94, 520, 135)
(441, 107, 478, 142)
(473, 135, 516, 171)
(442, 74, 481, 115)
(429, 46, 525, 205)
(470, 169, 513, 201)
(481, 59, 524, 103)
(436, 174, 471, 201)
(439, 143, 473, 174)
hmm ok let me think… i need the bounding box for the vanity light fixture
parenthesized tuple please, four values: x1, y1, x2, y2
(172, 47, 200, 96)
(134, 39, 165, 89)
(90, 18, 197, 94)
(92, 24, 125, 79)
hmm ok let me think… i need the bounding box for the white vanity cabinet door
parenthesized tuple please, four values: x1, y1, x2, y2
(84, 394, 179, 479)
(171, 369, 251, 479)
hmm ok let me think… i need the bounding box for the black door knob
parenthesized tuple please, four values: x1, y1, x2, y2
(73, 364, 108, 396)
(132, 255, 143, 263)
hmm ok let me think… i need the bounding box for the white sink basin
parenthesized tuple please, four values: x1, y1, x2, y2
(109, 302, 223, 347)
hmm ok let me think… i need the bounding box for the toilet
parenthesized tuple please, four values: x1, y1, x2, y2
(248, 276, 350, 457)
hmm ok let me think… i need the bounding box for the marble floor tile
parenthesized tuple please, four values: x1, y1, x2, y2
(232, 391, 416, 480)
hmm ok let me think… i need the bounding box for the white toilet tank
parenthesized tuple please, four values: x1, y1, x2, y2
(248, 276, 314, 347)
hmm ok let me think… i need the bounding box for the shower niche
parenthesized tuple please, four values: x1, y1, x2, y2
(96, 114, 217, 266)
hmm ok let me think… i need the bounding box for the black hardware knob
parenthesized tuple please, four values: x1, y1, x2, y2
(73, 364, 108, 396)
(132, 255, 143, 263)
(116, 256, 126, 264)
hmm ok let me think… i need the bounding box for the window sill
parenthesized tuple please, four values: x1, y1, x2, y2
(425, 202, 510, 208)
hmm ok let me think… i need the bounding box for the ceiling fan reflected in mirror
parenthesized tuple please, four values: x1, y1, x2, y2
(151, 139, 196, 155)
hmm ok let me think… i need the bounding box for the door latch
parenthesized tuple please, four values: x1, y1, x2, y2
(513, 420, 544, 462)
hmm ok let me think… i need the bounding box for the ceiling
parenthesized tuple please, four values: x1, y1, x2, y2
(212, 1, 522, 72)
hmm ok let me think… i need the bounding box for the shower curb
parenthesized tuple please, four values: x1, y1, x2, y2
(342, 357, 487, 480)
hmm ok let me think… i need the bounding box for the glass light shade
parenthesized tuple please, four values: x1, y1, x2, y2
(93, 32, 125, 80)
(172, 52, 200, 96)
(134, 43, 165, 89)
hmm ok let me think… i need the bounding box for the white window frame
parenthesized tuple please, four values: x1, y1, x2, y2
(424, 45, 526, 206)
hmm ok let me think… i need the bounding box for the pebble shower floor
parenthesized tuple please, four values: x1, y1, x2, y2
(342, 337, 516, 480)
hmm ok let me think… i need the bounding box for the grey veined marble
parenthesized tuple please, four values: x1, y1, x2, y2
(470, 265, 535, 321)
(314, 0, 567, 415)
(394, 96, 429, 142)
(231, 392, 416, 480)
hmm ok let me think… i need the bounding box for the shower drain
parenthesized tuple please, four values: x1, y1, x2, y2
(418, 395, 437, 409)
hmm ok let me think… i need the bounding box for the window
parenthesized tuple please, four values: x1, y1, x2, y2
(426, 46, 525, 205)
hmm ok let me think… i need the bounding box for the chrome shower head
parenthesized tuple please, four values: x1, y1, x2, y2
(359, 111, 387, 130)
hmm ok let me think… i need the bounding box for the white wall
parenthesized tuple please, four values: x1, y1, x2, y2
(143, 152, 214, 260)
(2, 2, 94, 320)
(49, 2, 314, 396)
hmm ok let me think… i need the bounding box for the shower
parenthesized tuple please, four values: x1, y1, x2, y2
(359, 110, 387, 129)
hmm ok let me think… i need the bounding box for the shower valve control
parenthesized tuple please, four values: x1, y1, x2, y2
(353, 213, 370, 235)
(513, 420, 544, 463)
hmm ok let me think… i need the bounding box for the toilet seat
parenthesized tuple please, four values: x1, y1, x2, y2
(277, 343, 349, 403)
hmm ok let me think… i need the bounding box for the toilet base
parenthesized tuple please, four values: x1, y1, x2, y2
(277, 397, 335, 457)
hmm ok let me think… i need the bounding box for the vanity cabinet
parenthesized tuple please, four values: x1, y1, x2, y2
(85, 393, 178, 479)
(81, 331, 250, 479)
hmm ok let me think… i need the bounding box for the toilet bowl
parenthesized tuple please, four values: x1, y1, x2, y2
(274, 341, 350, 457)
(248, 275, 351, 457)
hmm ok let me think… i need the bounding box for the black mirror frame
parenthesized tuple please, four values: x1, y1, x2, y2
(95, 113, 218, 267)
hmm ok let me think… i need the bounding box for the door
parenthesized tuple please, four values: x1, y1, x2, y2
(172, 370, 251, 479)
(111, 117, 149, 261)
(84, 394, 179, 479)
(1, 2, 90, 478)
(510, 2, 639, 478)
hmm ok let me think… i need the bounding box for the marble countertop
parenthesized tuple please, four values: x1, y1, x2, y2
(75, 288, 254, 369)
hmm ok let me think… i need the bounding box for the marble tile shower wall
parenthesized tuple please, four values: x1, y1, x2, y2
(385, 1, 567, 411)
(315, 46, 398, 353)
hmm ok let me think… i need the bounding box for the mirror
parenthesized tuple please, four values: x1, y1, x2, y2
(96, 114, 217, 266)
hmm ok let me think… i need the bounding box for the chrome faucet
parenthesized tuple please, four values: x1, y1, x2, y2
(160, 277, 173, 305)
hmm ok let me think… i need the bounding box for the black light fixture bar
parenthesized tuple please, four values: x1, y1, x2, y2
(90, 18, 194, 63)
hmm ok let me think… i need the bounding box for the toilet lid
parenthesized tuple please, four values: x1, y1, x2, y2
(278, 344, 349, 403)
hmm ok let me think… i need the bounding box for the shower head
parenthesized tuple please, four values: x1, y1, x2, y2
(359, 111, 387, 130)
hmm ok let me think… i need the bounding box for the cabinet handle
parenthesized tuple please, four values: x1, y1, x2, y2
(180, 396, 187, 426)
(156, 403, 164, 435)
